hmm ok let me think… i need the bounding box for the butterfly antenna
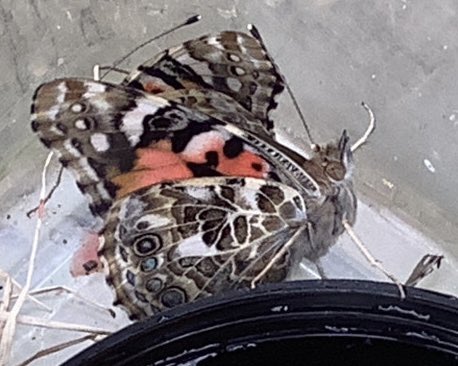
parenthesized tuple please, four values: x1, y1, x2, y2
(100, 14, 202, 80)
(351, 102, 376, 152)
(284, 83, 315, 145)
(404, 254, 444, 287)
(247, 24, 315, 145)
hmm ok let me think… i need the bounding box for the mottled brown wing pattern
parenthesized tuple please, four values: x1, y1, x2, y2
(100, 177, 308, 320)
(31, 78, 324, 219)
(31, 78, 295, 218)
(29, 29, 360, 322)
(123, 31, 285, 136)
(118, 29, 359, 267)
(157, 88, 274, 138)
(31, 78, 145, 216)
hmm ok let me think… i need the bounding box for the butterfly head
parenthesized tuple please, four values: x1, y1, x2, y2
(310, 130, 354, 184)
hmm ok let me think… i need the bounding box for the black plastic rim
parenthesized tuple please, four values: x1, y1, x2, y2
(64, 280, 458, 366)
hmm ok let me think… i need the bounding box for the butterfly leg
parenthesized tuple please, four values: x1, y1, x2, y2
(404, 254, 444, 287)
(251, 225, 308, 289)
(342, 220, 406, 298)
(351, 102, 376, 152)
(315, 259, 329, 279)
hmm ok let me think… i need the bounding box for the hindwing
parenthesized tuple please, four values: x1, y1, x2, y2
(100, 177, 308, 319)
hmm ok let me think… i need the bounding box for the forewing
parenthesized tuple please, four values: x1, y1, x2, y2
(157, 88, 274, 137)
(123, 31, 285, 133)
(100, 177, 308, 319)
(31, 78, 297, 217)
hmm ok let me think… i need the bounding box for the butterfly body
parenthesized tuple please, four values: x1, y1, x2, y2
(31, 30, 357, 319)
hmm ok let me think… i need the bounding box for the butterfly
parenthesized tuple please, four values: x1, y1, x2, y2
(31, 29, 356, 319)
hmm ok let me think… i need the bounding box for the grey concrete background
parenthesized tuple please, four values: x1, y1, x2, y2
(1, 1, 457, 364)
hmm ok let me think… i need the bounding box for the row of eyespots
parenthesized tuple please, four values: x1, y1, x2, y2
(125, 268, 188, 309)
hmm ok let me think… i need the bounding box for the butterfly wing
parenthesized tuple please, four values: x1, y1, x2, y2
(155, 88, 274, 138)
(123, 31, 285, 134)
(99, 177, 309, 319)
(31, 78, 315, 218)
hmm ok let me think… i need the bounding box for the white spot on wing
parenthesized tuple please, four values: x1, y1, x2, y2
(92, 98, 111, 111)
(181, 131, 225, 158)
(235, 35, 249, 57)
(71, 103, 83, 113)
(49, 125, 65, 136)
(121, 98, 169, 146)
(135, 214, 171, 229)
(176, 235, 219, 257)
(206, 36, 225, 50)
(46, 105, 60, 121)
(95, 181, 112, 201)
(82, 83, 106, 103)
(228, 53, 241, 62)
(63, 139, 82, 158)
(90, 133, 110, 152)
(57, 82, 67, 103)
(184, 186, 212, 201)
(240, 186, 259, 209)
(227, 77, 242, 92)
(75, 119, 87, 130)
(77, 157, 100, 182)
(233, 67, 245, 76)
(85, 82, 106, 94)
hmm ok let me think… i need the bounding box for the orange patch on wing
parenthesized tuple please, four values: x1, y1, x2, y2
(144, 81, 168, 94)
(110, 134, 272, 199)
(178, 131, 270, 178)
(112, 145, 193, 198)
(70, 232, 103, 277)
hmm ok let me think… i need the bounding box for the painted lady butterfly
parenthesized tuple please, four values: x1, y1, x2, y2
(31, 29, 356, 319)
